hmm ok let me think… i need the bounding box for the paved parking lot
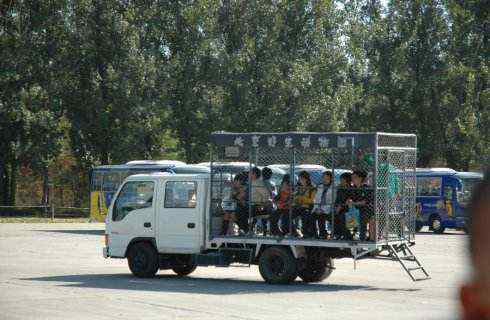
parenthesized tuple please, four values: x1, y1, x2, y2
(0, 223, 469, 320)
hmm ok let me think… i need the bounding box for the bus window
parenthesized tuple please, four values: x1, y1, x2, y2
(102, 172, 122, 192)
(119, 170, 132, 183)
(91, 170, 104, 191)
(457, 178, 481, 205)
(444, 185, 453, 200)
(417, 177, 441, 197)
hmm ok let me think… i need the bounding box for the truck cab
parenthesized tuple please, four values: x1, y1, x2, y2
(105, 173, 209, 277)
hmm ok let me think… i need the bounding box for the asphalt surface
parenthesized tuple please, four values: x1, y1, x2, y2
(0, 223, 469, 320)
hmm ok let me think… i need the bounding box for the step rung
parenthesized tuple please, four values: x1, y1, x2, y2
(414, 277, 431, 281)
(400, 256, 415, 261)
(407, 267, 423, 272)
(388, 244, 430, 281)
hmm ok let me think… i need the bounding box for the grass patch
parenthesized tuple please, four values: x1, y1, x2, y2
(0, 217, 92, 223)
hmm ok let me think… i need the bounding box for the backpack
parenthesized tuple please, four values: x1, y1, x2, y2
(345, 207, 360, 230)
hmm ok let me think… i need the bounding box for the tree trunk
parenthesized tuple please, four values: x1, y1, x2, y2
(0, 154, 7, 206)
(8, 161, 17, 206)
(2, 163, 11, 206)
(72, 164, 82, 208)
(42, 166, 50, 208)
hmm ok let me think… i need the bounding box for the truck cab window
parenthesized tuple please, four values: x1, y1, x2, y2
(113, 181, 154, 221)
(165, 181, 197, 208)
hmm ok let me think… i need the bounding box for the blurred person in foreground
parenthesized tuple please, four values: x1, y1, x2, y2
(460, 169, 490, 320)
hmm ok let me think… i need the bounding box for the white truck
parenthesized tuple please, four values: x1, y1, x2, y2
(104, 172, 335, 284)
(103, 132, 430, 284)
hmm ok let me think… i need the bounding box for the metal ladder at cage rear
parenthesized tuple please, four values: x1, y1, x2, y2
(387, 243, 430, 281)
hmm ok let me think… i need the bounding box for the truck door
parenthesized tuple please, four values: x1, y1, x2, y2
(157, 179, 203, 253)
(108, 180, 156, 257)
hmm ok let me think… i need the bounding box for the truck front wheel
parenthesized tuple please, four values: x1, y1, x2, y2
(127, 242, 159, 278)
(171, 255, 197, 276)
(259, 247, 297, 284)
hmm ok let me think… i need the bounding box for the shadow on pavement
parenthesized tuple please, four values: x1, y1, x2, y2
(22, 273, 419, 295)
(33, 229, 104, 236)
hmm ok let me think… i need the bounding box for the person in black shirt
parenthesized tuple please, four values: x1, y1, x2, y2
(348, 170, 374, 241)
(334, 172, 353, 240)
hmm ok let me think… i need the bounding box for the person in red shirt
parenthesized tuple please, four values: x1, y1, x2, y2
(271, 174, 292, 236)
(460, 170, 490, 320)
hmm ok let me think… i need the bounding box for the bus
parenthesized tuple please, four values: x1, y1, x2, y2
(415, 168, 483, 233)
(89, 160, 190, 221)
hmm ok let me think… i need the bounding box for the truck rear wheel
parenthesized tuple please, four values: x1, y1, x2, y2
(171, 255, 197, 276)
(259, 247, 297, 284)
(127, 242, 159, 278)
(298, 251, 334, 283)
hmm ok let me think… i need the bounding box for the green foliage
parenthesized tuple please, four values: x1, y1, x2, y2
(0, 0, 488, 205)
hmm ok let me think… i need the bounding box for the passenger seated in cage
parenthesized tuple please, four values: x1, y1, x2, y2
(334, 172, 353, 240)
(348, 170, 375, 241)
(312, 171, 334, 239)
(221, 172, 248, 235)
(249, 167, 272, 209)
(262, 167, 277, 198)
(271, 174, 291, 236)
(292, 171, 317, 238)
(261, 167, 277, 233)
(247, 167, 273, 235)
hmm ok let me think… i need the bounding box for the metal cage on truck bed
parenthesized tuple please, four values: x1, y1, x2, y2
(208, 131, 417, 243)
(207, 132, 429, 281)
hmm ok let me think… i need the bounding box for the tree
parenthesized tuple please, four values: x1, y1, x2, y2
(0, 1, 66, 205)
(444, 0, 489, 170)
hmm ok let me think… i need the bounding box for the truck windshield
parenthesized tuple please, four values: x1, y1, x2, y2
(457, 178, 481, 205)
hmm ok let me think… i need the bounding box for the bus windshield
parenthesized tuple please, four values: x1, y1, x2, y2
(457, 178, 481, 205)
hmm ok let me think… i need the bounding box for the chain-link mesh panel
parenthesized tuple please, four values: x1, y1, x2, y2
(404, 149, 417, 241)
(375, 135, 417, 243)
(208, 132, 417, 244)
(332, 141, 376, 242)
(209, 145, 252, 237)
(377, 150, 404, 241)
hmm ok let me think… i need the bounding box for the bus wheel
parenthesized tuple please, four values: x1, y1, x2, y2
(259, 247, 297, 284)
(171, 255, 197, 276)
(430, 216, 445, 234)
(415, 222, 423, 233)
(298, 250, 334, 283)
(127, 242, 159, 278)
